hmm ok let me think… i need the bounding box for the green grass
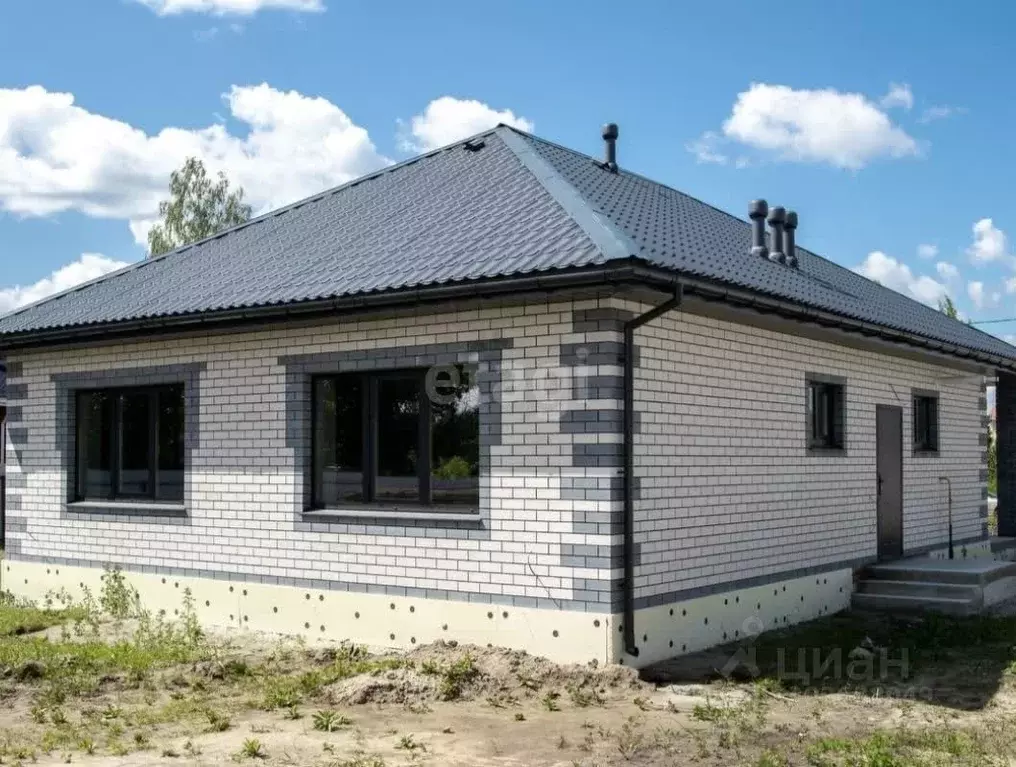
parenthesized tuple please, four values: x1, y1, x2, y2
(803, 728, 992, 766)
(0, 595, 86, 637)
(743, 610, 1016, 699)
(256, 647, 410, 710)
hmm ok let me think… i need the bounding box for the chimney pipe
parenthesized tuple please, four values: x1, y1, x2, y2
(784, 210, 798, 268)
(767, 206, 786, 263)
(602, 123, 619, 173)
(749, 199, 769, 259)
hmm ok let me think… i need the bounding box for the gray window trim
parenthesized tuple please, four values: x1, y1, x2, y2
(805, 372, 847, 454)
(280, 340, 510, 535)
(50, 364, 204, 523)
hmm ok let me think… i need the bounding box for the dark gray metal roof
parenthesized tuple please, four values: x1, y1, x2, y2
(1, 124, 1013, 366)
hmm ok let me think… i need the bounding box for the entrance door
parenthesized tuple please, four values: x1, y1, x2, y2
(876, 405, 903, 560)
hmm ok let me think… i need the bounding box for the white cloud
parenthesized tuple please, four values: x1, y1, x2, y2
(856, 251, 948, 306)
(967, 218, 1008, 264)
(917, 243, 938, 259)
(936, 261, 959, 281)
(686, 131, 728, 165)
(919, 105, 964, 124)
(0, 83, 390, 245)
(399, 96, 533, 152)
(0, 254, 130, 316)
(968, 280, 988, 309)
(880, 82, 914, 111)
(717, 83, 919, 170)
(1006, 277, 1016, 294)
(132, 0, 322, 15)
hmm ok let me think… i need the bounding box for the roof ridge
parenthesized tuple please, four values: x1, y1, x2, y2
(511, 127, 1001, 344)
(495, 125, 638, 264)
(4, 126, 507, 321)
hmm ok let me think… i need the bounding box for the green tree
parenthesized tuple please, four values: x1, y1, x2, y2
(988, 425, 998, 495)
(147, 157, 252, 257)
(938, 295, 959, 319)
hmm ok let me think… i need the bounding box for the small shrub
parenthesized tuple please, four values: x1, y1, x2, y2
(396, 734, 424, 752)
(542, 691, 561, 712)
(239, 738, 267, 759)
(99, 567, 140, 619)
(439, 655, 478, 701)
(756, 750, 788, 767)
(204, 708, 231, 732)
(567, 684, 604, 708)
(313, 709, 351, 732)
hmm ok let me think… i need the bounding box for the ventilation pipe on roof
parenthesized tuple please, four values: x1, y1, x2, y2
(749, 200, 769, 259)
(767, 206, 786, 264)
(784, 211, 799, 268)
(602, 123, 619, 173)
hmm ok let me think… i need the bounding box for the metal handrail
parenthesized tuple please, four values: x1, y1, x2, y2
(939, 476, 954, 560)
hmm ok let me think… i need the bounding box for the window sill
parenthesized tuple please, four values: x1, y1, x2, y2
(66, 500, 187, 516)
(303, 508, 482, 524)
(807, 446, 847, 456)
(913, 448, 940, 457)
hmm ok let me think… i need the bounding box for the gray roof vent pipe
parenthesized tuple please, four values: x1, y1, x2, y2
(749, 200, 769, 259)
(767, 206, 786, 263)
(602, 123, 619, 173)
(784, 211, 799, 268)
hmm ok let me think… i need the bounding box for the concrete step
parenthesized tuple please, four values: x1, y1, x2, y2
(862, 562, 1016, 587)
(855, 579, 981, 601)
(851, 592, 980, 617)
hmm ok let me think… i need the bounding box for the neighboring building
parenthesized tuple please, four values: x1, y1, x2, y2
(0, 125, 1011, 667)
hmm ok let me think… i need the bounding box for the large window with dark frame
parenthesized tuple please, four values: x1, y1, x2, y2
(913, 394, 939, 453)
(806, 378, 845, 450)
(312, 365, 480, 510)
(75, 385, 185, 502)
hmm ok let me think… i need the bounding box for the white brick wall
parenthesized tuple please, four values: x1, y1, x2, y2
(4, 300, 621, 611)
(3, 294, 988, 622)
(630, 306, 986, 603)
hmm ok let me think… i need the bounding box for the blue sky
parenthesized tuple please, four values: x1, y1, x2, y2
(1, 0, 1015, 339)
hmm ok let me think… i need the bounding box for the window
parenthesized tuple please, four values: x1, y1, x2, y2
(75, 385, 185, 502)
(312, 365, 479, 510)
(913, 393, 939, 452)
(807, 378, 845, 450)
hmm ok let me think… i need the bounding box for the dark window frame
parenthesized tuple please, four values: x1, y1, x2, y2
(806, 375, 846, 452)
(310, 366, 479, 511)
(74, 383, 185, 503)
(912, 390, 940, 454)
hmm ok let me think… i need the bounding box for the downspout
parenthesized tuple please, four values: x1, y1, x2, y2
(622, 282, 683, 657)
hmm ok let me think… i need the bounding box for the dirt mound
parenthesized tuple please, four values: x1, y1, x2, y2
(326, 640, 646, 707)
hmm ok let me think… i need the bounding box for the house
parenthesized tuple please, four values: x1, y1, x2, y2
(0, 124, 1011, 668)
(0, 361, 5, 551)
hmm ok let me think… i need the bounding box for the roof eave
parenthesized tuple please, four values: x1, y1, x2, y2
(1, 262, 1013, 373)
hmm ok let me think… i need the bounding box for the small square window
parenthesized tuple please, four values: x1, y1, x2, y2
(807, 378, 845, 450)
(913, 394, 939, 452)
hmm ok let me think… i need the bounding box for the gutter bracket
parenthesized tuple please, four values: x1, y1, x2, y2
(621, 281, 683, 658)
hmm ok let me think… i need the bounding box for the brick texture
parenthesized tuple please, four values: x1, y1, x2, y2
(3, 300, 624, 612)
(627, 303, 987, 603)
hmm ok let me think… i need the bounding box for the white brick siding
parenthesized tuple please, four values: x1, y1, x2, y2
(3, 300, 621, 612)
(631, 306, 986, 604)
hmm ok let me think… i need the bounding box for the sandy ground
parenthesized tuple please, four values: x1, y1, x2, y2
(2, 622, 1015, 766)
